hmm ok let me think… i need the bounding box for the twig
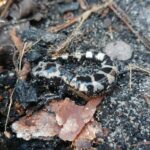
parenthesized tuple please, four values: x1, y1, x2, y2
(48, 17, 78, 33)
(51, 0, 113, 57)
(18, 43, 28, 71)
(0, 0, 13, 18)
(4, 88, 15, 131)
(128, 64, 150, 75)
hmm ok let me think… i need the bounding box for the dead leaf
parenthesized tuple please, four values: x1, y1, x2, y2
(12, 110, 61, 140)
(73, 120, 103, 149)
(10, 28, 24, 51)
(50, 97, 104, 141)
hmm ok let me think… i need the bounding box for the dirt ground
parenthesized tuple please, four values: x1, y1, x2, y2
(0, 0, 150, 150)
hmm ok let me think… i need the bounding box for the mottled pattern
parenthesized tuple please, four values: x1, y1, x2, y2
(32, 51, 118, 96)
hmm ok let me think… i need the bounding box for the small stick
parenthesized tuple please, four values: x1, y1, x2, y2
(0, 0, 13, 18)
(48, 17, 78, 33)
(4, 88, 15, 131)
(129, 64, 150, 75)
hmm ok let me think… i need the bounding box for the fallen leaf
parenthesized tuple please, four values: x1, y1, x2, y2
(10, 28, 24, 51)
(74, 120, 103, 149)
(50, 97, 104, 141)
(12, 110, 61, 140)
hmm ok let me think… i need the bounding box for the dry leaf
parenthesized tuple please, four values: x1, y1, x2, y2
(74, 120, 103, 149)
(50, 97, 104, 141)
(12, 110, 61, 140)
(10, 28, 24, 51)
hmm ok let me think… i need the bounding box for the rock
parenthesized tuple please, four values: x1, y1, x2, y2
(58, 2, 79, 14)
(22, 29, 66, 43)
(14, 80, 38, 108)
(104, 41, 133, 60)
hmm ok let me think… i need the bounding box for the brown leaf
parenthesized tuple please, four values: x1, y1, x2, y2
(12, 110, 61, 140)
(10, 28, 24, 51)
(76, 120, 103, 140)
(74, 120, 103, 149)
(50, 97, 104, 141)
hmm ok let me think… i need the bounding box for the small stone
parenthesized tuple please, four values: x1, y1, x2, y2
(58, 2, 79, 14)
(103, 18, 112, 28)
(104, 41, 133, 60)
(14, 80, 38, 108)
